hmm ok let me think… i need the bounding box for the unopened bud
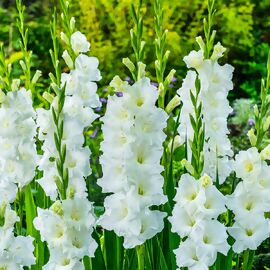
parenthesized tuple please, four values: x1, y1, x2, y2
(62, 50, 74, 70)
(164, 50, 170, 60)
(110, 75, 128, 93)
(11, 79, 20, 91)
(43, 92, 54, 103)
(68, 186, 75, 199)
(263, 116, 270, 132)
(32, 70, 42, 84)
(211, 42, 226, 61)
(137, 62, 146, 80)
(181, 159, 195, 176)
(51, 200, 63, 216)
(168, 135, 182, 153)
(51, 82, 60, 95)
(140, 41, 145, 51)
(199, 173, 212, 188)
(8, 63, 12, 73)
(196, 36, 205, 51)
(158, 82, 165, 97)
(19, 60, 27, 71)
(60, 32, 69, 45)
(166, 95, 180, 113)
(165, 69, 176, 86)
(122, 57, 135, 73)
(247, 128, 257, 146)
(70, 17, 76, 32)
(253, 105, 259, 117)
(155, 60, 160, 70)
(261, 144, 270, 160)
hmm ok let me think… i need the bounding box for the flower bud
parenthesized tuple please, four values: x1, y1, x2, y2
(263, 116, 270, 131)
(140, 41, 145, 51)
(51, 200, 63, 216)
(122, 57, 135, 73)
(181, 159, 195, 176)
(164, 50, 170, 61)
(253, 104, 259, 117)
(49, 72, 56, 83)
(32, 70, 42, 84)
(43, 92, 54, 103)
(68, 186, 75, 199)
(158, 82, 165, 97)
(165, 69, 176, 86)
(8, 63, 12, 74)
(70, 17, 76, 32)
(11, 79, 20, 91)
(60, 32, 69, 45)
(260, 144, 270, 160)
(51, 82, 60, 95)
(196, 36, 205, 51)
(166, 94, 180, 114)
(211, 42, 226, 61)
(168, 135, 182, 153)
(19, 60, 27, 71)
(110, 76, 128, 93)
(199, 173, 212, 188)
(247, 128, 257, 146)
(62, 50, 74, 70)
(137, 61, 146, 80)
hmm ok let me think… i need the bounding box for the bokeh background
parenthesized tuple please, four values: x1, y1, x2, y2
(1, 0, 270, 100)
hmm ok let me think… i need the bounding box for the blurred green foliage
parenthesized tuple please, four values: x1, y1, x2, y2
(0, 0, 270, 100)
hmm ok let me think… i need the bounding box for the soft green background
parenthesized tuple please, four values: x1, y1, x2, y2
(0, 0, 270, 101)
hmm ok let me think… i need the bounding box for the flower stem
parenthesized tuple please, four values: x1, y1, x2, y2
(136, 244, 145, 270)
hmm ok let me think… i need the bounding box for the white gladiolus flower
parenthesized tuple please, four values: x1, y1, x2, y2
(227, 182, 269, 219)
(183, 50, 204, 69)
(75, 54, 101, 82)
(70, 31, 90, 54)
(190, 220, 230, 265)
(233, 147, 262, 179)
(0, 89, 38, 194)
(174, 239, 209, 270)
(34, 198, 97, 265)
(177, 40, 234, 184)
(228, 146, 270, 253)
(37, 43, 101, 200)
(170, 173, 229, 269)
(98, 76, 168, 248)
(228, 216, 270, 253)
(35, 31, 99, 268)
(0, 203, 35, 269)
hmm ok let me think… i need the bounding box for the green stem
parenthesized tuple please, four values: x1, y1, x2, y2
(83, 256, 93, 270)
(116, 236, 121, 270)
(136, 244, 145, 270)
(242, 250, 250, 270)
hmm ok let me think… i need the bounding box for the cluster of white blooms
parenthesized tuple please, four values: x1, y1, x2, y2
(98, 76, 168, 248)
(36, 30, 101, 200)
(0, 89, 38, 199)
(0, 202, 35, 269)
(0, 88, 37, 268)
(34, 198, 97, 269)
(178, 40, 234, 183)
(35, 30, 100, 268)
(227, 147, 270, 253)
(169, 173, 229, 269)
